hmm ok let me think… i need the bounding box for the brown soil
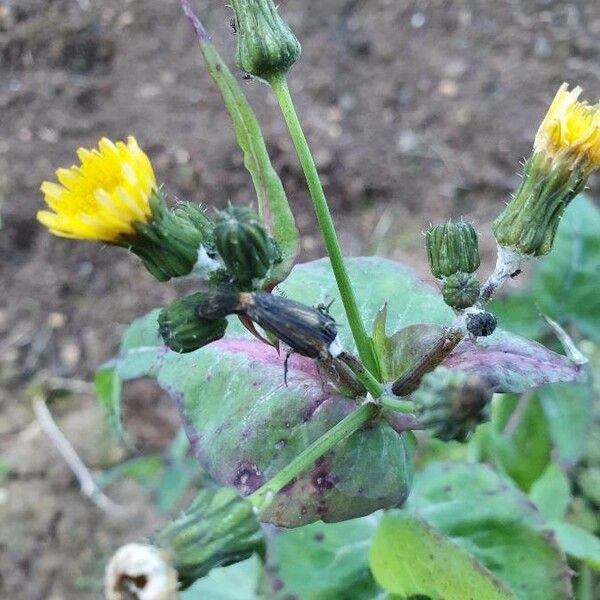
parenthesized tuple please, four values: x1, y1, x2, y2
(1, 0, 599, 597)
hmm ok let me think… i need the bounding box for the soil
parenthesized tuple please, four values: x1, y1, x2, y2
(1, 0, 599, 597)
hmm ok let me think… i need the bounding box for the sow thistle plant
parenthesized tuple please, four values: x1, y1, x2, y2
(37, 1, 600, 599)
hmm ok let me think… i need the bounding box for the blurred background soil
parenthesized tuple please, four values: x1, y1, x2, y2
(0, 0, 599, 597)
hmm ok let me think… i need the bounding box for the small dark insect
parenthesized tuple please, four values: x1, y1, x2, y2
(510, 269, 522, 279)
(229, 17, 237, 33)
(197, 291, 341, 360)
(466, 310, 497, 337)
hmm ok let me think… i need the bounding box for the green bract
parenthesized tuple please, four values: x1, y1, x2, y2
(153, 487, 264, 589)
(492, 153, 587, 257)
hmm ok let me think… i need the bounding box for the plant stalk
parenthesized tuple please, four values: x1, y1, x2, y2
(248, 401, 379, 512)
(269, 74, 380, 378)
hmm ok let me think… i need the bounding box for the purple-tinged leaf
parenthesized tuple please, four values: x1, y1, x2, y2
(443, 331, 585, 393)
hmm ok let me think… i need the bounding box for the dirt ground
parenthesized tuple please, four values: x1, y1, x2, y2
(1, 0, 599, 597)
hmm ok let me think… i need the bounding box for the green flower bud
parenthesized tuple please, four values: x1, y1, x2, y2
(130, 192, 210, 282)
(158, 292, 228, 353)
(153, 487, 265, 589)
(231, 0, 301, 80)
(411, 366, 492, 442)
(441, 272, 481, 310)
(492, 153, 586, 257)
(426, 221, 481, 279)
(214, 206, 275, 289)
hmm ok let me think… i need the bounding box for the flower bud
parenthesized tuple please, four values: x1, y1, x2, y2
(214, 206, 276, 289)
(158, 292, 228, 353)
(231, 0, 301, 80)
(493, 83, 600, 257)
(441, 272, 481, 310)
(411, 366, 492, 442)
(425, 221, 480, 279)
(466, 310, 497, 338)
(152, 487, 265, 589)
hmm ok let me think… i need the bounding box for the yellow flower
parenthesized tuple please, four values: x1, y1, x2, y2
(534, 83, 600, 173)
(38, 136, 156, 242)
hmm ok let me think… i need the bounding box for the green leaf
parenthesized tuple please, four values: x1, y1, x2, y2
(103, 257, 583, 526)
(262, 516, 381, 599)
(529, 463, 571, 522)
(548, 521, 600, 571)
(537, 382, 594, 466)
(183, 3, 298, 285)
(94, 367, 123, 439)
(404, 462, 573, 600)
(486, 394, 552, 491)
(491, 196, 600, 343)
(371, 306, 447, 382)
(182, 555, 261, 600)
(96, 456, 164, 489)
(280, 257, 454, 353)
(370, 511, 513, 600)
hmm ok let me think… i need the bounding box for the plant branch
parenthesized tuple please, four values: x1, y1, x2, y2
(248, 401, 379, 512)
(268, 74, 380, 378)
(32, 397, 125, 515)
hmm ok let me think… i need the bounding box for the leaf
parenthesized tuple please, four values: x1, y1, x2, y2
(548, 521, 600, 571)
(486, 394, 552, 491)
(182, 0, 298, 285)
(443, 331, 585, 394)
(103, 257, 583, 526)
(537, 382, 594, 466)
(96, 456, 164, 489)
(404, 462, 573, 600)
(529, 463, 571, 522)
(94, 367, 124, 439)
(111, 336, 413, 527)
(371, 305, 447, 382)
(262, 516, 382, 599)
(182, 555, 261, 600)
(370, 511, 513, 600)
(490, 196, 600, 343)
(279, 257, 455, 353)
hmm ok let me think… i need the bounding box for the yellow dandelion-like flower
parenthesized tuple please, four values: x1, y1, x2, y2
(37, 136, 156, 242)
(534, 83, 600, 173)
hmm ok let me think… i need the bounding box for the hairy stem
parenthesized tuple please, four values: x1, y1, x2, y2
(269, 74, 380, 378)
(249, 401, 379, 512)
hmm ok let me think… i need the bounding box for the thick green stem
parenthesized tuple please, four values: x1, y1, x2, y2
(249, 401, 379, 512)
(269, 75, 380, 378)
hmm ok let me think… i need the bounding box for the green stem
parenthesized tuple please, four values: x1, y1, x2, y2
(248, 401, 379, 512)
(576, 564, 594, 600)
(380, 396, 416, 413)
(269, 74, 380, 378)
